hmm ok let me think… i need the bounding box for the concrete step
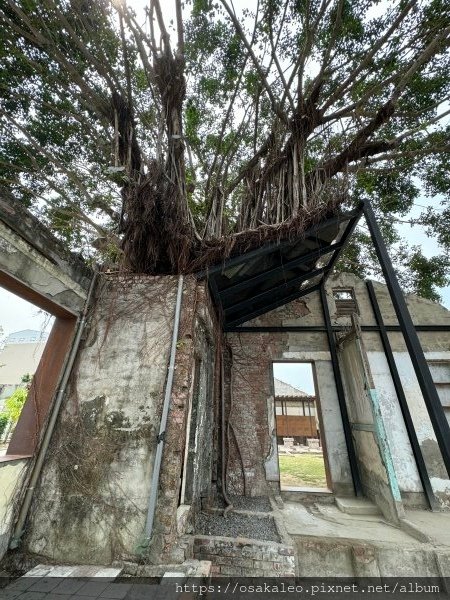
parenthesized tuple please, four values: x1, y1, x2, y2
(335, 496, 381, 516)
(24, 564, 122, 578)
(280, 489, 335, 505)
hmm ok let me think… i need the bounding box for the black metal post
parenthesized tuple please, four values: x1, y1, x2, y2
(320, 284, 362, 496)
(363, 201, 450, 477)
(366, 280, 438, 509)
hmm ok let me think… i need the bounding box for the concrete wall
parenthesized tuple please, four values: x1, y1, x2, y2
(0, 189, 93, 559)
(24, 275, 218, 565)
(0, 457, 29, 561)
(225, 272, 450, 509)
(0, 189, 91, 316)
(332, 273, 450, 507)
(338, 330, 403, 522)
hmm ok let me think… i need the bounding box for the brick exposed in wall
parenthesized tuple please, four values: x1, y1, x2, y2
(193, 535, 295, 577)
(226, 333, 289, 496)
(152, 278, 220, 563)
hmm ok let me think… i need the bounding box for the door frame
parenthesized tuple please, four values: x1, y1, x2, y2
(270, 359, 333, 491)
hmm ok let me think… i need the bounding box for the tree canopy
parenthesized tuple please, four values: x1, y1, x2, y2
(1, 0, 449, 298)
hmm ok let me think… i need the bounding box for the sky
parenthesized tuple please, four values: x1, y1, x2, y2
(0, 288, 53, 341)
(273, 363, 316, 396)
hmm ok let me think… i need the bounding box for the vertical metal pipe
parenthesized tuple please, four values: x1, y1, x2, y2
(220, 352, 233, 512)
(320, 284, 362, 496)
(366, 280, 437, 509)
(144, 275, 184, 541)
(363, 201, 450, 477)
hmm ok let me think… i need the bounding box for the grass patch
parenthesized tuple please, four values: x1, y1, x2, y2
(279, 454, 327, 488)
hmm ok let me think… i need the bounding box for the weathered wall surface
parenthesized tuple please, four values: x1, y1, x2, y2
(24, 275, 218, 565)
(338, 332, 403, 522)
(225, 272, 450, 508)
(331, 273, 450, 507)
(193, 534, 295, 577)
(226, 332, 289, 496)
(226, 287, 353, 497)
(369, 350, 450, 506)
(0, 458, 29, 562)
(0, 189, 93, 558)
(152, 282, 218, 563)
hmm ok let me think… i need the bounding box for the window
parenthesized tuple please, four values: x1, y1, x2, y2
(333, 288, 359, 316)
(428, 361, 450, 426)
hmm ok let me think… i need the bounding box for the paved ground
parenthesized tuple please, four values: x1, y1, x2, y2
(0, 577, 185, 600)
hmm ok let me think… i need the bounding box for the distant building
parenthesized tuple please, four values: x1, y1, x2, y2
(0, 329, 49, 409)
(274, 378, 318, 444)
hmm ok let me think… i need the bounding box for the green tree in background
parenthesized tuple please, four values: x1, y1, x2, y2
(0, 413, 8, 438)
(1, 374, 31, 425)
(4, 387, 28, 423)
(1, 0, 449, 298)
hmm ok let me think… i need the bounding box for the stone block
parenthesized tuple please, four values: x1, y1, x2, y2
(220, 566, 242, 576)
(278, 546, 295, 556)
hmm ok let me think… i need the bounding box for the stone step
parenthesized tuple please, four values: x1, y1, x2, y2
(335, 496, 381, 516)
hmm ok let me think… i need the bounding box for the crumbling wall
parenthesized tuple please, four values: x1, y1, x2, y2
(331, 273, 450, 507)
(152, 282, 218, 562)
(338, 332, 403, 522)
(224, 272, 450, 507)
(226, 332, 289, 496)
(226, 289, 353, 497)
(24, 275, 217, 565)
(0, 189, 91, 315)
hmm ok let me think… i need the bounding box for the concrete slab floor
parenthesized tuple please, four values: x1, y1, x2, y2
(405, 510, 450, 548)
(281, 502, 424, 545)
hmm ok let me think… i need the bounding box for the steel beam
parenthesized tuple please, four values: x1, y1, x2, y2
(363, 200, 450, 477)
(366, 280, 438, 509)
(319, 284, 362, 496)
(220, 242, 343, 301)
(225, 282, 323, 329)
(224, 267, 326, 315)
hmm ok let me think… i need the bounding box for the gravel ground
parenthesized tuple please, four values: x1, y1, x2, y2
(229, 495, 273, 512)
(216, 495, 273, 512)
(196, 512, 280, 542)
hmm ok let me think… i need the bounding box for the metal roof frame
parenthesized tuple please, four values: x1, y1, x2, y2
(198, 204, 364, 330)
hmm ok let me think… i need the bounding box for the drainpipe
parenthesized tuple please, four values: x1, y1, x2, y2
(140, 275, 184, 548)
(221, 353, 233, 514)
(10, 271, 98, 549)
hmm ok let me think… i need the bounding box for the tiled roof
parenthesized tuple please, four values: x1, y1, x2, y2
(274, 378, 308, 398)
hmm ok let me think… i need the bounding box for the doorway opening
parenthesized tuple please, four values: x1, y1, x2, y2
(273, 362, 330, 491)
(0, 279, 77, 459)
(0, 286, 54, 455)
